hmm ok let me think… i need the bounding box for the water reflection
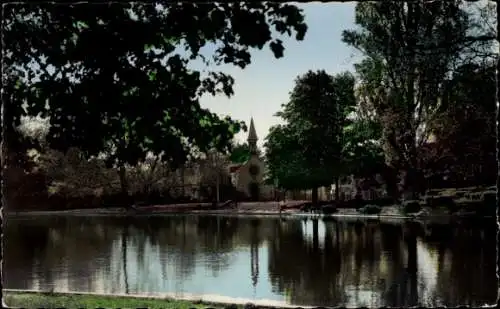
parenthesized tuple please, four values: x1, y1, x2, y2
(4, 215, 497, 307)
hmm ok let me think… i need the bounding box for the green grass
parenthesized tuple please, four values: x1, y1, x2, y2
(3, 291, 243, 309)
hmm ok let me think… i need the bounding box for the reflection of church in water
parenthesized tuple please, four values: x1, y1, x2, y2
(249, 220, 260, 292)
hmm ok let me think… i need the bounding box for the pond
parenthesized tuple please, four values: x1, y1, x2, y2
(3, 215, 498, 307)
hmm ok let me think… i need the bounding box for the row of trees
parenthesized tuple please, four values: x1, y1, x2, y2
(6, 142, 239, 208)
(265, 1, 497, 203)
(7, 108, 258, 208)
(2, 2, 307, 208)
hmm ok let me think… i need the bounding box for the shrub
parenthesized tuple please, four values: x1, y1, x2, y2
(481, 191, 496, 216)
(368, 197, 394, 207)
(343, 198, 366, 209)
(300, 203, 312, 212)
(426, 189, 441, 196)
(482, 190, 496, 203)
(466, 192, 483, 200)
(322, 205, 337, 214)
(455, 198, 481, 212)
(425, 195, 455, 209)
(358, 204, 382, 215)
(437, 188, 458, 197)
(402, 200, 422, 214)
(454, 191, 468, 198)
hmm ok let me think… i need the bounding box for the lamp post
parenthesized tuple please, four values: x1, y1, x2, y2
(216, 171, 220, 204)
(211, 151, 220, 205)
(274, 178, 279, 200)
(274, 178, 280, 212)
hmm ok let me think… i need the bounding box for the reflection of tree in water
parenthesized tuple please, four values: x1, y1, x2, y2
(112, 216, 275, 292)
(249, 219, 260, 290)
(382, 222, 420, 307)
(351, 220, 381, 305)
(267, 218, 347, 307)
(121, 224, 129, 294)
(425, 220, 497, 306)
(119, 215, 244, 287)
(267, 219, 437, 307)
(6, 216, 497, 306)
(381, 220, 498, 307)
(335, 220, 394, 307)
(4, 219, 51, 290)
(4, 217, 120, 292)
(119, 216, 495, 306)
(195, 216, 241, 275)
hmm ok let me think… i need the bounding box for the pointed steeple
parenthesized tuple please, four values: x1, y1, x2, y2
(247, 117, 258, 154)
(248, 117, 258, 141)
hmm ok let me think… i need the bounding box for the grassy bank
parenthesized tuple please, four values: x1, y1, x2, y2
(3, 291, 245, 309)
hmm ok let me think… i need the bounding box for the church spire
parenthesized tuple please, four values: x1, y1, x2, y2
(247, 117, 258, 154)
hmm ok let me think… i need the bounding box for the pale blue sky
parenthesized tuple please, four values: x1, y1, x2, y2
(197, 2, 360, 149)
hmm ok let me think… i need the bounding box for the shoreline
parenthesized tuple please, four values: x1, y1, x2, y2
(3, 289, 307, 309)
(4, 205, 493, 223)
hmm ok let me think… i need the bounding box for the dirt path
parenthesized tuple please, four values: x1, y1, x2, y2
(4, 201, 308, 217)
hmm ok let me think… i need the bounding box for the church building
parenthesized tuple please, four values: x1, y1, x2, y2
(228, 118, 272, 201)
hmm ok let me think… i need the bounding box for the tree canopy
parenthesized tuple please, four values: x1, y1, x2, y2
(264, 124, 307, 190)
(265, 70, 357, 198)
(3, 2, 308, 170)
(342, 118, 384, 178)
(341, 0, 495, 197)
(424, 61, 497, 185)
(229, 142, 262, 164)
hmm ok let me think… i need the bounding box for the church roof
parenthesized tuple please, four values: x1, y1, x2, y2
(247, 117, 258, 141)
(228, 162, 245, 173)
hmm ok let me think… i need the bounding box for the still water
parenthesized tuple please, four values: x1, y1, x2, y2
(4, 215, 498, 307)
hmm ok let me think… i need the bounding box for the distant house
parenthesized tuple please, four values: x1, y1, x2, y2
(331, 174, 386, 201)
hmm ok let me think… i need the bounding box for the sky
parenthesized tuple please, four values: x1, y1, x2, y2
(196, 2, 360, 149)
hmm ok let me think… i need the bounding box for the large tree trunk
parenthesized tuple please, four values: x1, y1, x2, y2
(383, 165, 400, 202)
(181, 167, 185, 197)
(334, 176, 340, 201)
(117, 164, 132, 207)
(311, 186, 318, 205)
(401, 166, 425, 200)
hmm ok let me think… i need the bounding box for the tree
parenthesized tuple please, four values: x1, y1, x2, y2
(342, 1, 493, 198)
(2, 3, 308, 203)
(199, 150, 230, 203)
(425, 61, 496, 186)
(127, 154, 175, 196)
(229, 142, 259, 164)
(264, 124, 308, 192)
(265, 70, 357, 203)
(342, 118, 384, 178)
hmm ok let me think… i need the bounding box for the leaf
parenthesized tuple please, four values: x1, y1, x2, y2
(269, 39, 284, 58)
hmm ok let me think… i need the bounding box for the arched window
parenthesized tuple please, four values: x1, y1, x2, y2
(249, 164, 260, 176)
